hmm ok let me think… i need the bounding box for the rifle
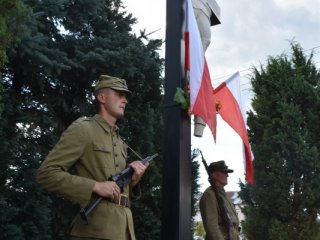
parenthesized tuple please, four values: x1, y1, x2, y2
(79, 153, 158, 225)
(200, 151, 234, 240)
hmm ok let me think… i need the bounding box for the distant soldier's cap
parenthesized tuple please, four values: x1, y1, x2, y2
(94, 74, 132, 97)
(208, 160, 234, 173)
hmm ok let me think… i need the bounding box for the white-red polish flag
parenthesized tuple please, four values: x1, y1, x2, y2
(214, 72, 254, 184)
(185, 0, 217, 140)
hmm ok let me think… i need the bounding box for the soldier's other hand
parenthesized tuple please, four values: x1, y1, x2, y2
(129, 160, 149, 186)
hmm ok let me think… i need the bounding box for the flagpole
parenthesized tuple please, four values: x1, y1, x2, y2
(162, 0, 192, 239)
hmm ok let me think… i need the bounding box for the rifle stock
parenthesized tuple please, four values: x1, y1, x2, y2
(79, 153, 158, 225)
(200, 151, 234, 240)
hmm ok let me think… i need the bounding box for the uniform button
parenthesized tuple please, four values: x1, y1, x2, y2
(115, 164, 119, 167)
(115, 154, 118, 157)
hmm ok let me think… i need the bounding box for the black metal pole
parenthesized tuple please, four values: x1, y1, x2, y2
(162, 0, 192, 239)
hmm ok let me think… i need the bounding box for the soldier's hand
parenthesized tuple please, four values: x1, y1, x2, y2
(129, 160, 149, 186)
(93, 181, 120, 203)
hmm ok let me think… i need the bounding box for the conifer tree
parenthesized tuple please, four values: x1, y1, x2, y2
(0, 0, 29, 117)
(239, 43, 320, 240)
(0, 0, 29, 67)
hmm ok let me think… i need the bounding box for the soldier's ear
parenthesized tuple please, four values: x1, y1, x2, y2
(211, 172, 218, 180)
(96, 90, 108, 103)
(96, 93, 103, 103)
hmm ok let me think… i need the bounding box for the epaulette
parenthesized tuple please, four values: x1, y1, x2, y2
(76, 116, 92, 122)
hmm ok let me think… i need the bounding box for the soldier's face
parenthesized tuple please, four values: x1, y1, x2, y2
(212, 171, 229, 187)
(99, 88, 128, 118)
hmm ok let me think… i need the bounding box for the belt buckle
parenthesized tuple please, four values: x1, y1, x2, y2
(118, 194, 129, 207)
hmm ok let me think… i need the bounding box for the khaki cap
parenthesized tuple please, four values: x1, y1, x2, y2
(94, 74, 132, 97)
(208, 161, 234, 173)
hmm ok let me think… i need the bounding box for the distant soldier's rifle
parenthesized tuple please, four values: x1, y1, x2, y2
(79, 153, 158, 225)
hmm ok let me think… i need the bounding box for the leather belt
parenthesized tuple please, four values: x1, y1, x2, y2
(117, 194, 131, 208)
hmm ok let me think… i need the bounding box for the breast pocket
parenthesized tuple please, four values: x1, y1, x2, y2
(117, 146, 128, 169)
(92, 141, 114, 169)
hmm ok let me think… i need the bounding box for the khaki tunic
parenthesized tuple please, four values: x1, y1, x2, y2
(199, 187, 240, 240)
(37, 114, 139, 240)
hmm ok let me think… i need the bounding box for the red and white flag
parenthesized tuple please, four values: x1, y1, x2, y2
(214, 72, 254, 184)
(185, 0, 217, 140)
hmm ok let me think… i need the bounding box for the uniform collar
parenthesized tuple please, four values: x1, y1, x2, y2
(93, 114, 119, 134)
(208, 186, 226, 195)
(218, 187, 226, 195)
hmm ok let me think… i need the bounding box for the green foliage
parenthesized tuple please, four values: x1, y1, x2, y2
(191, 149, 201, 236)
(0, 0, 30, 118)
(1, 0, 164, 239)
(0, 0, 30, 66)
(191, 149, 201, 219)
(239, 42, 320, 240)
(194, 221, 205, 239)
(174, 87, 190, 110)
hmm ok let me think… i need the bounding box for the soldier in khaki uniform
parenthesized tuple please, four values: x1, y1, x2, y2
(199, 161, 240, 240)
(37, 75, 148, 240)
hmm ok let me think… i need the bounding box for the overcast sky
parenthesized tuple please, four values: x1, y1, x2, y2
(123, 0, 320, 191)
